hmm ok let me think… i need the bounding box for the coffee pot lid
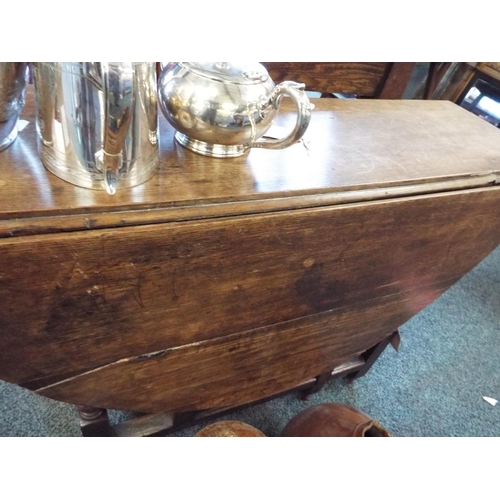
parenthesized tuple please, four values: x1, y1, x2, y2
(180, 62, 269, 84)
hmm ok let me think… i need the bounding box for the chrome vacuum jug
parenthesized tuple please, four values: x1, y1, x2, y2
(0, 63, 29, 151)
(33, 62, 159, 194)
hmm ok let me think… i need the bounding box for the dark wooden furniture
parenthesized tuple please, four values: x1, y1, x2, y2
(440, 62, 500, 103)
(445, 63, 500, 128)
(2, 87, 500, 436)
(262, 62, 454, 101)
(261, 62, 416, 98)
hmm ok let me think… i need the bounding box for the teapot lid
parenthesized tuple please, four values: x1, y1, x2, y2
(180, 62, 269, 85)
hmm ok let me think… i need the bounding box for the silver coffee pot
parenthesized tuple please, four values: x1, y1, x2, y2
(0, 63, 29, 151)
(158, 62, 313, 158)
(33, 62, 159, 194)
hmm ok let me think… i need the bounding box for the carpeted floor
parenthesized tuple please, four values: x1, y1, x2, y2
(1, 242, 500, 437)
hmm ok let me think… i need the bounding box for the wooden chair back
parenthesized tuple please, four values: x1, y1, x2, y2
(261, 62, 416, 99)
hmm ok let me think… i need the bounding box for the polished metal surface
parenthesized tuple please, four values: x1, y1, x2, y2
(33, 62, 159, 194)
(158, 62, 313, 158)
(0, 63, 28, 151)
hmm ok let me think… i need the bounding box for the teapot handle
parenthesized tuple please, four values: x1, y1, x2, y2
(252, 81, 313, 150)
(100, 62, 135, 195)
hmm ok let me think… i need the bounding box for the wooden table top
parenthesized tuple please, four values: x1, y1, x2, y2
(3, 86, 500, 415)
(2, 86, 500, 236)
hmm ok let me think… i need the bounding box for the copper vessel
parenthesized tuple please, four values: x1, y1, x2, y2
(281, 403, 390, 437)
(195, 420, 266, 437)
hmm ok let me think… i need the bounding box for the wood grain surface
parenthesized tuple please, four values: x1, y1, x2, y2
(262, 62, 403, 97)
(1, 186, 500, 411)
(377, 63, 417, 99)
(2, 86, 500, 236)
(3, 84, 500, 414)
(35, 279, 455, 413)
(262, 62, 416, 99)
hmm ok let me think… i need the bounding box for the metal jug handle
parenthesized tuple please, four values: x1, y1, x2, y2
(251, 81, 313, 151)
(100, 62, 135, 195)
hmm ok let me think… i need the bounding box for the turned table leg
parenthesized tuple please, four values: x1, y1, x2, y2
(76, 405, 114, 437)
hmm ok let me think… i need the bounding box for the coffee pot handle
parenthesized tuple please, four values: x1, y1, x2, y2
(252, 81, 313, 151)
(100, 62, 135, 195)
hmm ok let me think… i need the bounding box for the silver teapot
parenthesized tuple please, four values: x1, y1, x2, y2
(33, 62, 159, 194)
(158, 62, 313, 158)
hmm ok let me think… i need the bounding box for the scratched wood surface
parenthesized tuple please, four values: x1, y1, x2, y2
(2, 86, 500, 237)
(36, 279, 456, 413)
(3, 87, 500, 413)
(2, 186, 500, 411)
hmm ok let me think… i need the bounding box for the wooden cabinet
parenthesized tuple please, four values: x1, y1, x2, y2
(2, 88, 500, 432)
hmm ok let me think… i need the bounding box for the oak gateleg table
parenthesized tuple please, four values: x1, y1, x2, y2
(2, 87, 500, 436)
